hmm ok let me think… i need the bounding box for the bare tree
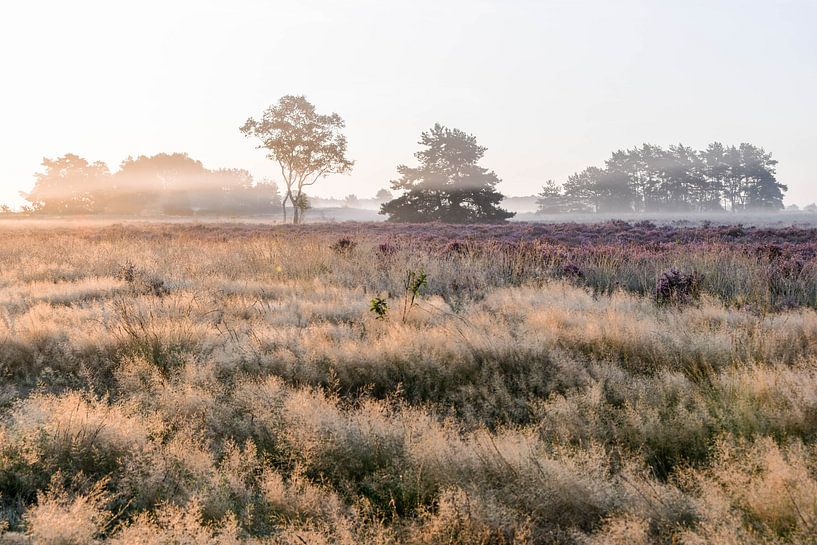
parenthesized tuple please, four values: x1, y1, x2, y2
(240, 95, 353, 223)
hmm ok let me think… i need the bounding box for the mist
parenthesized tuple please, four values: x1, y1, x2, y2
(2, 0, 816, 210)
(5, 2, 817, 542)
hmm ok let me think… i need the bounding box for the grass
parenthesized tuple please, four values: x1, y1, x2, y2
(1, 221, 817, 544)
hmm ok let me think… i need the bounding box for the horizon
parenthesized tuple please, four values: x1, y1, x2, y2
(2, 0, 816, 207)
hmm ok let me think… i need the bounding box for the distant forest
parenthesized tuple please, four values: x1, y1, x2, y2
(537, 143, 787, 214)
(20, 153, 282, 216)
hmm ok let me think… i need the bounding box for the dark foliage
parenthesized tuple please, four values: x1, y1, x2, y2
(655, 268, 702, 305)
(380, 124, 514, 224)
(330, 238, 358, 255)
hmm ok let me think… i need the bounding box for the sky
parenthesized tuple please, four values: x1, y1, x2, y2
(1, 0, 816, 206)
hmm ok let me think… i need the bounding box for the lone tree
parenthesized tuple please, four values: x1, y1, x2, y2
(380, 124, 514, 223)
(240, 95, 353, 224)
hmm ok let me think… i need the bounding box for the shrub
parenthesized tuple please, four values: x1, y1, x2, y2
(116, 262, 169, 297)
(107, 501, 240, 545)
(330, 238, 357, 255)
(369, 297, 388, 319)
(560, 263, 584, 280)
(655, 268, 702, 305)
(23, 477, 110, 545)
(377, 241, 398, 256)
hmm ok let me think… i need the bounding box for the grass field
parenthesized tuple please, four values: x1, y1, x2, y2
(2, 222, 817, 544)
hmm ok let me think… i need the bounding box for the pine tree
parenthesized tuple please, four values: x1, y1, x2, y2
(740, 144, 786, 209)
(562, 167, 604, 212)
(380, 124, 514, 223)
(536, 180, 568, 213)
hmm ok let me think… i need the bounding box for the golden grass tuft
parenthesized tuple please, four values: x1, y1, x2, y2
(1, 223, 817, 544)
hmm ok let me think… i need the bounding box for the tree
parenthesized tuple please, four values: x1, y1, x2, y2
(701, 142, 730, 211)
(344, 194, 359, 207)
(605, 148, 643, 211)
(721, 145, 747, 210)
(294, 193, 311, 221)
(594, 170, 634, 212)
(189, 169, 282, 215)
(375, 188, 393, 202)
(637, 144, 671, 211)
(555, 141, 786, 214)
(23, 154, 110, 214)
(240, 95, 353, 224)
(112, 153, 207, 214)
(380, 124, 514, 223)
(24, 151, 287, 217)
(662, 144, 706, 211)
(245, 180, 282, 214)
(562, 167, 604, 212)
(535, 180, 568, 213)
(116, 153, 207, 191)
(208, 168, 253, 192)
(739, 143, 786, 210)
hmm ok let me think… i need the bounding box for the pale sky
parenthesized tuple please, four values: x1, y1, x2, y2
(1, 0, 816, 206)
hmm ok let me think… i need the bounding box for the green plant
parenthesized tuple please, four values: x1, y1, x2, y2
(402, 270, 427, 322)
(369, 297, 389, 319)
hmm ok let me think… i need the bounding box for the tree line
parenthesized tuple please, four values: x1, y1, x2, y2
(537, 143, 786, 214)
(23, 153, 281, 216)
(19, 94, 789, 223)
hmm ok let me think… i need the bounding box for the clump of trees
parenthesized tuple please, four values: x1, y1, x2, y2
(537, 143, 787, 213)
(23, 153, 281, 216)
(380, 124, 514, 223)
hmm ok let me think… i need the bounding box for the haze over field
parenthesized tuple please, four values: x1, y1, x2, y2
(1, 0, 816, 207)
(7, 3, 817, 543)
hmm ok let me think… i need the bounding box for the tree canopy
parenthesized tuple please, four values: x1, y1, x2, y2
(23, 153, 281, 216)
(375, 188, 393, 202)
(240, 95, 353, 223)
(23, 154, 111, 214)
(380, 124, 514, 223)
(537, 142, 786, 214)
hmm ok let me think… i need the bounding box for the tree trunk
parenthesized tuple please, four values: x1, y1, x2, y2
(290, 192, 300, 224)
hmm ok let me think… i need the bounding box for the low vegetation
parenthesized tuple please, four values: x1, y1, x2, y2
(2, 222, 817, 544)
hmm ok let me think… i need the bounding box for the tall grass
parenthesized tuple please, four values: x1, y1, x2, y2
(1, 222, 817, 544)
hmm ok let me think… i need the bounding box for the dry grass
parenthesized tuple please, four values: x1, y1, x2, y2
(2, 223, 817, 544)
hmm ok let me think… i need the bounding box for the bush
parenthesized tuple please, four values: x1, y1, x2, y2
(3, 223, 817, 543)
(656, 268, 702, 305)
(330, 238, 357, 255)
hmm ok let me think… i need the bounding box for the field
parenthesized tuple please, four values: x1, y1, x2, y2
(2, 221, 817, 544)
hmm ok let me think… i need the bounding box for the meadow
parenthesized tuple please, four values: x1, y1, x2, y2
(2, 221, 817, 544)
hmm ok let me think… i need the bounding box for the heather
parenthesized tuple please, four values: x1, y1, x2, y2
(5, 220, 816, 309)
(2, 222, 817, 544)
